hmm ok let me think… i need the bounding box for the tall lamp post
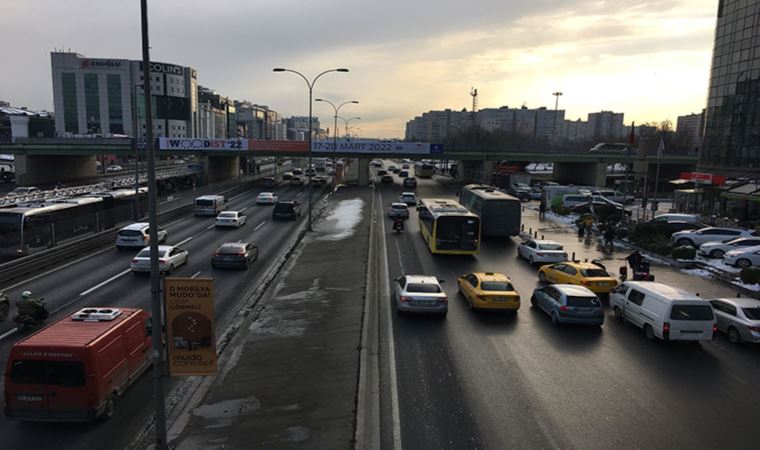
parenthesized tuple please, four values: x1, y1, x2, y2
(339, 116, 361, 138)
(315, 99, 358, 191)
(273, 67, 349, 231)
(552, 91, 563, 141)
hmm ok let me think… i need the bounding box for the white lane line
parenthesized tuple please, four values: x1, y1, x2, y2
(239, 206, 248, 213)
(295, 191, 302, 198)
(79, 268, 131, 296)
(1, 245, 115, 291)
(253, 221, 267, 232)
(378, 189, 403, 450)
(0, 328, 17, 341)
(191, 271, 202, 278)
(176, 236, 194, 246)
(205, 224, 216, 230)
(393, 238, 406, 274)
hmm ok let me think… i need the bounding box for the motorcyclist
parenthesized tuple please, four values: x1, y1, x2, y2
(16, 291, 48, 322)
(393, 217, 405, 232)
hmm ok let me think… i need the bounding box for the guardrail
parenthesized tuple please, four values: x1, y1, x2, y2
(0, 178, 260, 288)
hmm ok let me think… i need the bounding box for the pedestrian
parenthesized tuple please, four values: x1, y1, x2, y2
(539, 198, 547, 220)
(626, 250, 642, 272)
(603, 226, 615, 249)
(641, 195, 648, 211)
(577, 219, 585, 237)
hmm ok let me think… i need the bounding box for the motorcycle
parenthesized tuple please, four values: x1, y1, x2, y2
(0, 292, 9, 322)
(13, 298, 49, 332)
(392, 220, 405, 234)
(619, 261, 655, 282)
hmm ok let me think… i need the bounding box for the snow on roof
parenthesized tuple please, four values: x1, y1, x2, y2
(0, 105, 52, 117)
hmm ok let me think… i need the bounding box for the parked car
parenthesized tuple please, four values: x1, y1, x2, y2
(399, 192, 417, 206)
(509, 183, 532, 202)
(388, 203, 409, 219)
(401, 164, 410, 169)
(723, 245, 760, 268)
(130, 245, 188, 274)
(538, 262, 617, 294)
(314, 176, 328, 184)
(393, 275, 447, 316)
(651, 213, 701, 224)
(709, 297, 760, 343)
(570, 201, 630, 219)
(530, 284, 604, 326)
(518, 239, 567, 264)
(116, 222, 168, 249)
(609, 281, 716, 342)
(457, 272, 520, 311)
(212, 242, 259, 269)
(215, 211, 246, 228)
(698, 237, 760, 259)
(387, 165, 397, 172)
(672, 227, 757, 248)
(381, 175, 394, 184)
(403, 177, 418, 189)
(291, 168, 303, 176)
(592, 189, 634, 204)
(272, 200, 302, 220)
(256, 192, 278, 205)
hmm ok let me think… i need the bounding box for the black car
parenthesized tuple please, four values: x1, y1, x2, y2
(571, 201, 631, 219)
(261, 177, 276, 188)
(273, 200, 302, 220)
(403, 177, 417, 188)
(377, 169, 388, 176)
(211, 242, 259, 269)
(381, 175, 394, 184)
(398, 170, 409, 178)
(509, 188, 532, 202)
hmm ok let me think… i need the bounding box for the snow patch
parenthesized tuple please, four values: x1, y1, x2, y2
(732, 280, 760, 292)
(315, 198, 364, 241)
(680, 268, 714, 279)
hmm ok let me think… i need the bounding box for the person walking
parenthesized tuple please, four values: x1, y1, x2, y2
(539, 198, 547, 220)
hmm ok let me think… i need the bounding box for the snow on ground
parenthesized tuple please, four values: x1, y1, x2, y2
(697, 257, 742, 274)
(732, 280, 760, 292)
(680, 268, 714, 279)
(315, 198, 364, 241)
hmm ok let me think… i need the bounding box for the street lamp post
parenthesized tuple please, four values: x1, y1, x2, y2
(273, 67, 349, 231)
(339, 116, 361, 139)
(552, 91, 563, 141)
(315, 99, 358, 192)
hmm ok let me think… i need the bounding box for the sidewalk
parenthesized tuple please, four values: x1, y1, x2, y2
(169, 186, 372, 449)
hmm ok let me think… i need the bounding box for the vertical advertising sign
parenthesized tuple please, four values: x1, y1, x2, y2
(164, 277, 217, 376)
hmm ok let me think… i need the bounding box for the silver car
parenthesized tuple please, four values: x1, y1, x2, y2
(393, 275, 448, 316)
(709, 297, 760, 343)
(131, 245, 189, 274)
(698, 237, 760, 259)
(723, 245, 760, 268)
(672, 227, 755, 248)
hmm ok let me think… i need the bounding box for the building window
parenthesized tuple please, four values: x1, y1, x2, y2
(84, 73, 101, 134)
(107, 74, 124, 135)
(61, 73, 79, 133)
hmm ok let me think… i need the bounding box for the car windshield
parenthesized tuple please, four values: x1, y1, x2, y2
(136, 249, 153, 258)
(406, 283, 442, 293)
(567, 296, 599, 307)
(259, 193, 272, 197)
(219, 245, 244, 255)
(742, 307, 760, 320)
(670, 304, 714, 321)
(539, 243, 563, 250)
(196, 199, 213, 206)
(392, 204, 407, 210)
(119, 229, 143, 237)
(481, 281, 514, 291)
(581, 269, 609, 277)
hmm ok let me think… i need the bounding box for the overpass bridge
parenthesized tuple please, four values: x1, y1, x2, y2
(0, 138, 697, 186)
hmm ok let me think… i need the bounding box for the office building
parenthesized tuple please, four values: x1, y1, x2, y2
(676, 111, 705, 154)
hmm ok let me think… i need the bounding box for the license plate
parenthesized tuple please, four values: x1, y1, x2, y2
(597, 282, 609, 286)
(413, 301, 435, 306)
(680, 330, 702, 334)
(17, 394, 42, 402)
(491, 297, 509, 302)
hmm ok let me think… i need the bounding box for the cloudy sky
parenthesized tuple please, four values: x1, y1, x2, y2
(1, 0, 717, 138)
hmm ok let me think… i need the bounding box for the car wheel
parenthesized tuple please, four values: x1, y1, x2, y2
(644, 324, 656, 340)
(530, 295, 537, 307)
(467, 297, 474, 310)
(167, 264, 175, 274)
(709, 249, 724, 259)
(538, 271, 547, 282)
(727, 327, 742, 344)
(529, 256, 535, 265)
(676, 238, 694, 247)
(551, 312, 560, 325)
(100, 394, 116, 422)
(736, 258, 752, 269)
(613, 306, 623, 321)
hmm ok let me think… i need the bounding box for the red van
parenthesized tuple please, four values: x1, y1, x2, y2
(4, 307, 152, 421)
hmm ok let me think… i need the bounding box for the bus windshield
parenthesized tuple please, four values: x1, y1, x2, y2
(0, 212, 23, 246)
(436, 216, 479, 250)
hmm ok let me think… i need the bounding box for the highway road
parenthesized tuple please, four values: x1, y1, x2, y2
(0, 178, 327, 448)
(374, 166, 760, 450)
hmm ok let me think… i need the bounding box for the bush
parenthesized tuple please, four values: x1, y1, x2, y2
(630, 224, 672, 255)
(671, 246, 697, 260)
(740, 267, 760, 285)
(551, 205, 570, 215)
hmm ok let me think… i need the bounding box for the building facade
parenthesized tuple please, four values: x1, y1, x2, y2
(0, 104, 55, 143)
(51, 52, 198, 138)
(284, 116, 321, 141)
(702, 0, 760, 173)
(676, 111, 705, 153)
(587, 111, 624, 141)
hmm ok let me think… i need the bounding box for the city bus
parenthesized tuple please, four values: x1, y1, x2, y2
(417, 198, 480, 255)
(458, 185, 522, 237)
(414, 162, 435, 178)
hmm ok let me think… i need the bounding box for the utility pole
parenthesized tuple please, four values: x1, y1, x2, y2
(470, 87, 478, 129)
(552, 91, 563, 141)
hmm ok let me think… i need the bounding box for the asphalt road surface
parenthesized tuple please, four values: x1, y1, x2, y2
(375, 165, 760, 450)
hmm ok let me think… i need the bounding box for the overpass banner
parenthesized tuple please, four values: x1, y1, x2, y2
(312, 140, 443, 155)
(158, 138, 247, 151)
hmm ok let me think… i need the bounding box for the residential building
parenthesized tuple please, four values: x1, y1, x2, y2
(197, 86, 234, 138)
(477, 107, 514, 133)
(702, 0, 760, 173)
(534, 107, 565, 140)
(676, 110, 705, 153)
(284, 116, 320, 141)
(51, 52, 198, 138)
(587, 111, 624, 141)
(0, 104, 55, 143)
(564, 119, 590, 142)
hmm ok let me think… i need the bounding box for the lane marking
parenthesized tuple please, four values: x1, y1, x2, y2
(239, 206, 248, 213)
(205, 224, 216, 230)
(295, 191, 302, 198)
(176, 236, 194, 246)
(0, 329, 16, 341)
(191, 271, 202, 278)
(79, 268, 132, 296)
(253, 221, 267, 232)
(378, 189, 403, 450)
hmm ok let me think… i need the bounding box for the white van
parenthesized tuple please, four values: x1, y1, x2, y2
(609, 281, 716, 342)
(194, 195, 227, 216)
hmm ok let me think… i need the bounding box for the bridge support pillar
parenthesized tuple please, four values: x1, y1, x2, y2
(14, 154, 97, 186)
(205, 155, 240, 183)
(457, 160, 494, 184)
(357, 158, 370, 187)
(553, 161, 607, 186)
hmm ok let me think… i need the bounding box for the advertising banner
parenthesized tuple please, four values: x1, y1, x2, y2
(158, 137, 247, 151)
(164, 277, 217, 376)
(312, 140, 443, 155)
(248, 139, 308, 153)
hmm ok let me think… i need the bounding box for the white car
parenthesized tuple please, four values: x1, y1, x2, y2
(215, 211, 246, 228)
(116, 222, 168, 249)
(393, 275, 448, 316)
(131, 245, 188, 274)
(106, 165, 123, 173)
(256, 192, 278, 205)
(672, 227, 756, 248)
(698, 237, 760, 259)
(388, 203, 409, 219)
(723, 245, 760, 268)
(399, 192, 416, 206)
(518, 238, 568, 264)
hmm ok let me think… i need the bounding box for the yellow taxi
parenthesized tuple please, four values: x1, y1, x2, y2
(457, 272, 521, 311)
(537, 261, 618, 294)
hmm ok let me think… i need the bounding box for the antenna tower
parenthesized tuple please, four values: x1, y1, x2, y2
(470, 87, 478, 113)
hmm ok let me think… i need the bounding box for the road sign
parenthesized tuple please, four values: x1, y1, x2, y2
(164, 277, 217, 376)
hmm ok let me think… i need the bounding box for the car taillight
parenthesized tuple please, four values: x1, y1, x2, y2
(132, 259, 138, 264)
(663, 322, 670, 333)
(399, 296, 411, 302)
(213, 251, 220, 256)
(159, 259, 166, 264)
(712, 324, 718, 334)
(438, 296, 448, 303)
(559, 306, 569, 311)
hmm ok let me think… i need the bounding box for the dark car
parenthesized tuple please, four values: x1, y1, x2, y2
(377, 169, 388, 176)
(273, 200, 302, 220)
(261, 177, 276, 188)
(212, 242, 259, 269)
(403, 177, 418, 189)
(398, 170, 409, 178)
(508, 187, 532, 202)
(381, 175, 394, 184)
(570, 201, 631, 218)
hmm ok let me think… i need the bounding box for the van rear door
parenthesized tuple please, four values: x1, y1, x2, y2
(668, 302, 715, 341)
(7, 358, 88, 419)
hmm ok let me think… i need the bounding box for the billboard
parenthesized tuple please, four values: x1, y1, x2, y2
(248, 139, 308, 153)
(164, 277, 217, 376)
(312, 140, 443, 155)
(158, 137, 247, 151)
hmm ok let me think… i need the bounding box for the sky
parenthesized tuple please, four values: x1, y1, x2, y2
(1, 0, 718, 138)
